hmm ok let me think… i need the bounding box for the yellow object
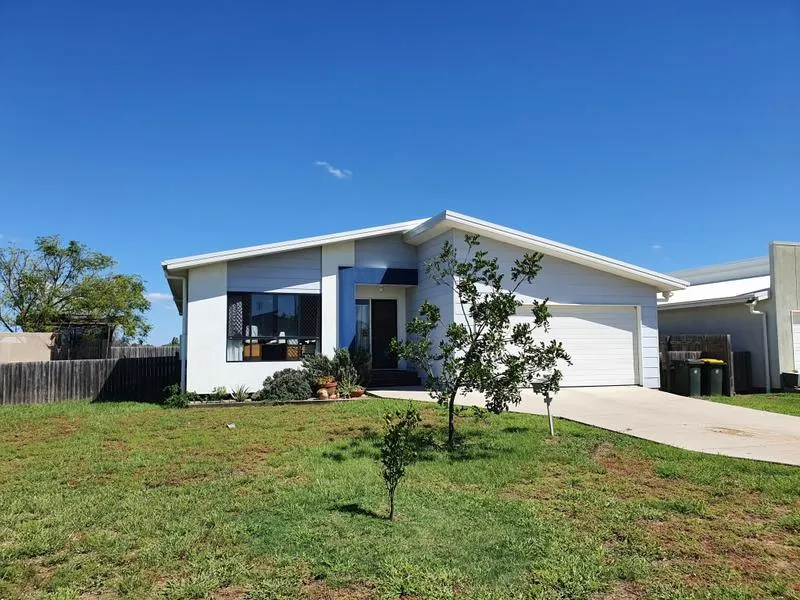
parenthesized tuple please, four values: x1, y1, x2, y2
(700, 358, 724, 365)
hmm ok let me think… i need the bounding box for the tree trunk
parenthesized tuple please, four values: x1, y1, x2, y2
(389, 490, 395, 520)
(447, 394, 456, 448)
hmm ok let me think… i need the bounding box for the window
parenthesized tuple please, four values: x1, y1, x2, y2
(355, 299, 370, 354)
(226, 293, 321, 362)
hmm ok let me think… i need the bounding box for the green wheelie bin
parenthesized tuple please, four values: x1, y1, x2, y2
(672, 360, 703, 397)
(700, 359, 726, 396)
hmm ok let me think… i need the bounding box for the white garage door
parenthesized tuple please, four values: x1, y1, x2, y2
(512, 305, 638, 387)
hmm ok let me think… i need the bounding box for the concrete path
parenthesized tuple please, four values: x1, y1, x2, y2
(371, 386, 800, 466)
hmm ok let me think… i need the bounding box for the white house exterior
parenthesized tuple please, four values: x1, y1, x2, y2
(162, 210, 687, 394)
(658, 242, 800, 391)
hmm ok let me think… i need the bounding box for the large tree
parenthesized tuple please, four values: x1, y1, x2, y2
(392, 234, 571, 446)
(0, 235, 151, 342)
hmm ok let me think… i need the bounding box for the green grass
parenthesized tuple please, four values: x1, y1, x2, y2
(707, 393, 800, 417)
(0, 399, 798, 600)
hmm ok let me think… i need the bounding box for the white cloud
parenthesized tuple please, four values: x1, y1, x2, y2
(146, 292, 174, 303)
(314, 160, 352, 179)
(651, 244, 663, 251)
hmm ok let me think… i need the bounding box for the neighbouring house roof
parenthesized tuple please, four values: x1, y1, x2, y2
(658, 254, 772, 310)
(658, 275, 771, 310)
(669, 256, 770, 286)
(162, 210, 688, 311)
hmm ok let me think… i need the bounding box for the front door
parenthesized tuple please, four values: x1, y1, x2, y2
(370, 299, 398, 369)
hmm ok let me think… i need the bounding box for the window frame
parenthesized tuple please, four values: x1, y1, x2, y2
(226, 291, 322, 363)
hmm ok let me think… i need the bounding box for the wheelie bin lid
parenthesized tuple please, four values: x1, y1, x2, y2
(700, 358, 726, 365)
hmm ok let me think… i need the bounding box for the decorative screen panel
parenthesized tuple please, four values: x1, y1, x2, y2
(227, 294, 244, 337)
(299, 295, 320, 337)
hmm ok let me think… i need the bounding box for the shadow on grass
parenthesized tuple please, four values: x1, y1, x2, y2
(502, 426, 531, 434)
(332, 503, 387, 520)
(321, 421, 515, 464)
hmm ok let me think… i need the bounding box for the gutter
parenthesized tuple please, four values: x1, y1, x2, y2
(166, 275, 188, 392)
(747, 298, 771, 393)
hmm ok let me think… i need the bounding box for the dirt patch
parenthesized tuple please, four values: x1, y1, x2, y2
(706, 427, 755, 437)
(0, 415, 84, 445)
(210, 586, 248, 599)
(599, 581, 645, 599)
(100, 439, 129, 452)
(589, 444, 709, 500)
(300, 580, 374, 599)
(643, 515, 800, 589)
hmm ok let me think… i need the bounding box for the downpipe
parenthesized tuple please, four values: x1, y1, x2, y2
(166, 275, 188, 392)
(747, 299, 771, 393)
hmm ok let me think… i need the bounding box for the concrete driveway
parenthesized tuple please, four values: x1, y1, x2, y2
(372, 386, 800, 466)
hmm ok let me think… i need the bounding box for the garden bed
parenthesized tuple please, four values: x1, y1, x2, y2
(187, 397, 359, 407)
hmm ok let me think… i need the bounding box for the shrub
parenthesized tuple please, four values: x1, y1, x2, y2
(303, 348, 372, 388)
(230, 385, 250, 402)
(162, 383, 197, 408)
(380, 405, 421, 520)
(210, 386, 228, 402)
(349, 348, 372, 386)
(331, 347, 359, 385)
(259, 369, 313, 403)
(336, 357, 361, 399)
(337, 378, 361, 399)
(301, 353, 333, 389)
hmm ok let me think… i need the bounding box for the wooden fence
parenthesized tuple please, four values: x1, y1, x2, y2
(659, 334, 735, 396)
(107, 345, 180, 359)
(52, 343, 180, 360)
(0, 356, 180, 405)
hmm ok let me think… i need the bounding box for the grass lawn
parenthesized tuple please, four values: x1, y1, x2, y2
(1, 400, 799, 600)
(707, 393, 800, 417)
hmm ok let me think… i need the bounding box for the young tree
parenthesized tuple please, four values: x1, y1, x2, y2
(392, 234, 571, 447)
(380, 405, 421, 520)
(0, 235, 151, 341)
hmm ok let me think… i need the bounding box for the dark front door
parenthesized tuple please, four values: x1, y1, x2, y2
(370, 299, 398, 369)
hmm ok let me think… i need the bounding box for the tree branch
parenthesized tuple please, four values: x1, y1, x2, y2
(0, 314, 14, 332)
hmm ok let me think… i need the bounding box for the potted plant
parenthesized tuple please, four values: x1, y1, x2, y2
(336, 371, 365, 399)
(316, 375, 337, 389)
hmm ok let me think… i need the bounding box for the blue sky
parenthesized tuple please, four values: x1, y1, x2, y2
(1, 1, 798, 343)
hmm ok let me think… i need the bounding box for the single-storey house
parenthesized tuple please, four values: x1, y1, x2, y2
(658, 242, 800, 391)
(162, 210, 687, 394)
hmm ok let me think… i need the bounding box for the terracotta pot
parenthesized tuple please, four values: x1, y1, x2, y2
(350, 389, 365, 398)
(323, 381, 337, 389)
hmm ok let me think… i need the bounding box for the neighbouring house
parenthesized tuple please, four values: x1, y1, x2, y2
(658, 242, 800, 391)
(162, 210, 687, 394)
(0, 333, 53, 363)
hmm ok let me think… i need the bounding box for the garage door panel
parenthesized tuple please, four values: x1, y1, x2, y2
(512, 305, 638, 387)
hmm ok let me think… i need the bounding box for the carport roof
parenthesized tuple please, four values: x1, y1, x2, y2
(658, 275, 770, 310)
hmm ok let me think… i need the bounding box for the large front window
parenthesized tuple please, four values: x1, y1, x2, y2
(226, 293, 321, 362)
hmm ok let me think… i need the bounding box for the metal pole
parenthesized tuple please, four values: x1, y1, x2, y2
(545, 394, 554, 436)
